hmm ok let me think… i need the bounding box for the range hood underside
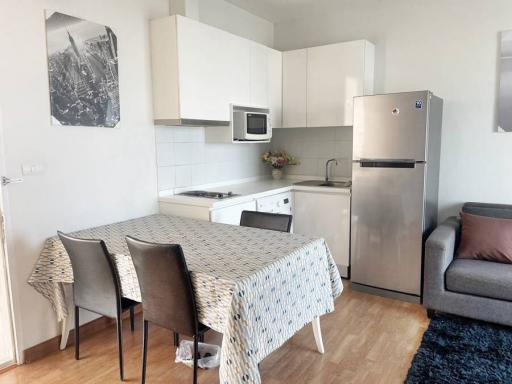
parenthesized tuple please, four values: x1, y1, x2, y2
(154, 118, 230, 127)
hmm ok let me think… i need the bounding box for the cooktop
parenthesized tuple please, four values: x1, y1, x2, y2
(177, 190, 239, 199)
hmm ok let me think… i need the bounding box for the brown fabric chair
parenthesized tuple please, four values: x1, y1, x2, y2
(58, 231, 138, 381)
(240, 210, 293, 233)
(125, 236, 209, 384)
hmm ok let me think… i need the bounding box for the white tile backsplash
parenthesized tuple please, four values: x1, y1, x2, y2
(156, 143, 174, 166)
(173, 142, 204, 165)
(157, 166, 175, 191)
(155, 126, 174, 143)
(156, 126, 269, 192)
(156, 125, 353, 193)
(271, 127, 353, 179)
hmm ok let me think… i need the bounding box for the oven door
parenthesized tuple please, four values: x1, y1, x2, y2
(244, 113, 271, 140)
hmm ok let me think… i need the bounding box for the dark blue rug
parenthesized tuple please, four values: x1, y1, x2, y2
(406, 314, 512, 384)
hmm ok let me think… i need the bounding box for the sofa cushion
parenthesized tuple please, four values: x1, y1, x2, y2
(446, 259, 512, 301)
(457, 212, 512, 264)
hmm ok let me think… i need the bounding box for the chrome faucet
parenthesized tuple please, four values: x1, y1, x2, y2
(325, 158, 338, 183)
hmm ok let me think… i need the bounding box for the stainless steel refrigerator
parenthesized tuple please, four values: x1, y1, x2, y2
(350, 91, 443, 303)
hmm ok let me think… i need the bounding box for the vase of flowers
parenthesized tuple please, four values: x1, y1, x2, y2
(261, 151, 298, 180)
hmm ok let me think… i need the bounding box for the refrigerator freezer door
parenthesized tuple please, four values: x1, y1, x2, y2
(351, 162, 425, 295)
(353, 91, 429, 161)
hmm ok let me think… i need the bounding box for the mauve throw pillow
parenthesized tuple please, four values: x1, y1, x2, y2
(457, 212, 512, 264)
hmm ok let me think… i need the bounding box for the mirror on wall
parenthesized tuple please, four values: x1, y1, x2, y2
(498, 30, 512, 132)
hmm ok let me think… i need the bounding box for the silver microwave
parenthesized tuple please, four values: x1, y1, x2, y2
(232, 106, 272, 141)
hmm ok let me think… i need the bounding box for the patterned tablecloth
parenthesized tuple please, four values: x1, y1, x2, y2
(28, 214, 343, 384)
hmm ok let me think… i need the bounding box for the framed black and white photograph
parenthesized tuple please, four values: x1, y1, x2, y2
(45, 11, 120, 128)
(498, 30, 512, 132)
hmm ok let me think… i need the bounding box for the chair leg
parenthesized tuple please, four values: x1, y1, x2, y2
(130, 306, 135, 333)
(74, 306, 80, 360)
(117, 314, 124, 381)
(142, 320, 149, 384)
(193, 335, 198, 384)
(174, 332, 180, 347)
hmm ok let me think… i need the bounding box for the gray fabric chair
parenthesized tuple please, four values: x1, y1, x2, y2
(58, 231, 138, 381)
(423, 202, 512, 326)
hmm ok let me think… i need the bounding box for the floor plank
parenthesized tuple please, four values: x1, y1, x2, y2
(0, 283, 428, 383)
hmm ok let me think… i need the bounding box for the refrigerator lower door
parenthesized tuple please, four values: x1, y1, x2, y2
(351, 161, 425, 296)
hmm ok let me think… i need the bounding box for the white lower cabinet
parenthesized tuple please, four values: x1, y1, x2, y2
(293, 190, 351, 278)
(210, 200, 257, 225)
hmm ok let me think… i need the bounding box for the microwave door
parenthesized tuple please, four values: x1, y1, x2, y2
(245, 113, 271, 140)
(231, 105, 272, 141)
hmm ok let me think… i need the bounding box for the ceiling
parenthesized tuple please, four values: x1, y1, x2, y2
(225, 0, 345, 23)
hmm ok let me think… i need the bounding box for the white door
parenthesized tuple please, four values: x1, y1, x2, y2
(282, 49, 307, 128)
(307, 41, 366, 127)
(0, 109, 16, 369)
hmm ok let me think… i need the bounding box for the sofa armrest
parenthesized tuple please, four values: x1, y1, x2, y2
(423, 216, 461, 307)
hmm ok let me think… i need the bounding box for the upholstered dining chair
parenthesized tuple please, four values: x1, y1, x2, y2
(240, 210, 293, 233)
(125, 236, 209, 384)
(58, 231, 138, 381)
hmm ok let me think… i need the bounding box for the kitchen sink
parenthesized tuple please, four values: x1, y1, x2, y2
(293, 180, 351, 188)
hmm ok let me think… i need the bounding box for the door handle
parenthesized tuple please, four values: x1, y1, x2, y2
(360, 160, 416, 168)
(1, 176, 24, 186)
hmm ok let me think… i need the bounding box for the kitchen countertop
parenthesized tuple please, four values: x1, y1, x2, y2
(159, 177, 351, 209)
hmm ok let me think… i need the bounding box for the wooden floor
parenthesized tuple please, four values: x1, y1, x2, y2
(0, 284, 429, 384)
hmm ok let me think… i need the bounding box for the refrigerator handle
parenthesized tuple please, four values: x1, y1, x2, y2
(358, 159, 417, 168)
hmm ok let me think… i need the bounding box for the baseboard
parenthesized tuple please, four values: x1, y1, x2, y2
(0, 363, 17, 374)
(23, 304, 142, 364)
(351, 283, 421, 304)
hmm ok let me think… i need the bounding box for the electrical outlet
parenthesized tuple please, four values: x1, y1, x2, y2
(21, 164, 45, 176)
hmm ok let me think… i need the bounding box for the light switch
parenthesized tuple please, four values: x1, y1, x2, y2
(21, 164, 45, 176)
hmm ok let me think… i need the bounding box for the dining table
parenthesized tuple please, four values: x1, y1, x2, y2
(28, 214, 343, 384)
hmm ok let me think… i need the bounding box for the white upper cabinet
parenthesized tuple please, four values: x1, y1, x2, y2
(150, 15, 282, 125)
(178, 16, 251, 122)
(281, 40, 375, 128)
(250, 43, 269, 108)
(282, 49, 308, 128)
(267, 48, 283, 128)
(250, 44, 283, 128)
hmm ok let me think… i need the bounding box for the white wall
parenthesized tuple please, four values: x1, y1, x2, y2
(196, 0, 274, 47)
(274, 0, 512, 219)
(156, 126, 268, 193)
(169, 0, 274, 47)
(0, 0, 168, 351)
(271, 128, 352, 179)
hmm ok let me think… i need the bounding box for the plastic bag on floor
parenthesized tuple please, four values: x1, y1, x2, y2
(175, 340, 221, 369)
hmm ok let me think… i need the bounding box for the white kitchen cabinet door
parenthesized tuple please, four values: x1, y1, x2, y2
(250, 44, 282, 128)
(177, 16, 251, 122)
(250, 43, 269, 108)
(293, 191, 351, 277)
(210, 200, 257, 226)
(282, 49, 307, 128)
(267, 48, 283, 128)
(307, 40, 374, 127)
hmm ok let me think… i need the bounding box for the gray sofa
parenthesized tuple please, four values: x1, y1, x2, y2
(423, 202, 512, 326)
